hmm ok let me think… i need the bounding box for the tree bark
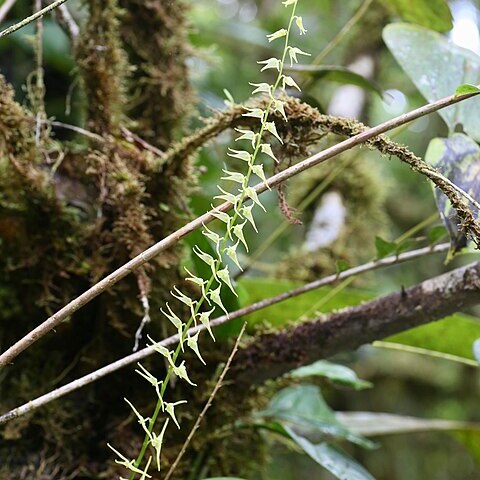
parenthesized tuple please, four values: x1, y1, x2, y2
(232, 261, 480, 383)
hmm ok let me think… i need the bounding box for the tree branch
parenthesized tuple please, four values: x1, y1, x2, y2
(0, 91, 479, 368)
(0, 0, 70, 38)
(231, 262, 480, 384)
(0, 243, 449, 424)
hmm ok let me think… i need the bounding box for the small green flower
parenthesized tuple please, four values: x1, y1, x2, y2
(257, 57, 281, 72)
(295, 15, 307, 34)
(164, 401, 187, 429)
(187, 331, 206, 364)
(217, 265, 238, 296)
(267, 28, 287, 42)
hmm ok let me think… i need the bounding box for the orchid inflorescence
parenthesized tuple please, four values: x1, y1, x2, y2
(109, 1, 309, 477)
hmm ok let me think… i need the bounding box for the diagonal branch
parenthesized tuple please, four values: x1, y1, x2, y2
(231, 262, 480, 384)
(0, 0, 70, 38)
(0, 91, 479, 368)
(0, 243, 449, 424)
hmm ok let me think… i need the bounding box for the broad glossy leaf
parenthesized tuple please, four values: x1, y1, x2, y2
(383, 23, 480, 140)
(336, 412, 480, 436)
(257, 385, 375, 449)
(238, 277, 371, 328)
(289, 360, 372, 390)
(288, 64, 383, 97)
(388, 314, 480, 361)
(380, 0, 452, 32)
(283, 426, 375, 480)
(424, 133, 480, 256)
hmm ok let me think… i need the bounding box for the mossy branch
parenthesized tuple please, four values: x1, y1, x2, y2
(0, 90, 479, 369)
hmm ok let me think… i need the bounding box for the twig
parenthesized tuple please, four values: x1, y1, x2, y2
(163, 323, 247, 480)
(0, 0, 17, 24)
(0, 243, 448, 424)
(0, 90, 478, 368)
(55, 3, 79, 45)
(0, 0, 70, 38)
(315, 0, 373, 65)
(373, 341, 480, 367)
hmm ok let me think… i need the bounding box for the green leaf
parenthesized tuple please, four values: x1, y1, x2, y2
(336, 412, 480, 436)
(283, 426, 375, 480)
(380, 0, 452, 32)
(425, 133, 480, 255)
(204, 478, 247, 480)
(288, 64, 384, 97)
(335, 259, 351, 274)
(237, 277, 372, 328)
(375, 236, 397, 259)
(256, 385, 375, 449)
(427, 225, 448, 244)
(383, 23, 480, 140)
(388, 314, 480, 361)
(289, 360, 372, 390)
(455, 84, 480, 97)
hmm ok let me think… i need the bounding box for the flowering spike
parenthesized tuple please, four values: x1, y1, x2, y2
(187, 331, 206, 364)
(282, 74, 301, 91)
(257, 57, 281, 72)
(164, 401, 187, 429)
(235, 128, 258, 148)
(267, 28, 287, 42)
(232, 221, 249, 252)
(282, 0, 297, 5)
(209, 285, 229, 316)
(242, 107, 265, 120)
(172, 361, 197, 386)
(260, 143, 278, 163)
(217, 265, 238, 296)
(245, 187, 266, 212)
(241, 203, 258, 232)
(198, 307, 216, 340)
